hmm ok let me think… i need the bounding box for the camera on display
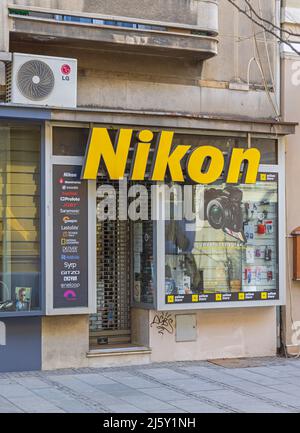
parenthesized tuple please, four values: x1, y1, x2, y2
(204, 186, 245, 241)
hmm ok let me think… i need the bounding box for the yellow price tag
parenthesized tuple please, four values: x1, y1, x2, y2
(238, 293, 245, 300)
(192, 295, 199, 302)
(167, 295, 174, 303)
(261, 292, 268, 300)
(216, 294, 222, 301)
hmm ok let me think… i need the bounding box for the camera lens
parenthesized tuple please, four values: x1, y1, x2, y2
(204, 187, 244, 235)
(207, 200, 224, 229)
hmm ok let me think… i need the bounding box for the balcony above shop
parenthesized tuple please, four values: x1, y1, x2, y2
(7, 1, 219, 60)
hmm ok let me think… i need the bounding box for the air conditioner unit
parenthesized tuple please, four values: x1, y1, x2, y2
(6, 53, 77, 108)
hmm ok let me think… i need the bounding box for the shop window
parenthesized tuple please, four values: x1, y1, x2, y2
(251, 138, 277, 165)
(131, 182, 156, 308)
(172, 135, 277, 166)
(0, 124, 41, 314)
(163, 173, 279, 307)
(133, 220, 155, 306)
(53, 127, 89, 157)
(173, 134, 248, 153)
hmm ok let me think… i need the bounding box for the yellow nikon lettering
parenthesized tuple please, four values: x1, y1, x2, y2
(226, 148, 261, 184)
(82, 128, 261, 184)
(187, 146, 224, 184)
(131, 130, 153, 181)
(82, 128, 133, 180)
(151, 131, 190, 182)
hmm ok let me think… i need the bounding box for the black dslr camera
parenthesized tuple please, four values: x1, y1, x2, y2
(204, 186, 244, 234)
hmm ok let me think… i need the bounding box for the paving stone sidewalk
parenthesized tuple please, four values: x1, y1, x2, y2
(1, 357, 300, 413)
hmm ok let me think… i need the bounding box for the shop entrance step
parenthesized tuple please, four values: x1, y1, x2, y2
(86, 345, 152, 368)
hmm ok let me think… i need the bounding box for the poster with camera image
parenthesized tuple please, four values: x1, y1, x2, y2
(204, 185, 246, 244)
(165, 173, 279, 305)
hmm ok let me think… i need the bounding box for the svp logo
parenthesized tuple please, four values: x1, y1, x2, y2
(64, 290, 78, 301)
(0, 321, 6, 346)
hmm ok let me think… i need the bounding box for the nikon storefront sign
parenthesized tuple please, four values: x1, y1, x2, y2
(48, 125, 282, 312)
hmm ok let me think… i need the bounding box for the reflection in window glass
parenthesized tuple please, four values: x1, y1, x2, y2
(53, 127, 89, 156)
(132, 183, 155, 306)
(173, 135, 277, 165)
(173, 135, 247, 154)
(251, 138, 277, 165)
(133, 220, 155, 305)
(0, 124, 41, 313)
(165, 175, 278, 305)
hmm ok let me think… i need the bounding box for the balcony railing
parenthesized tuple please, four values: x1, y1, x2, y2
(7, 1, 219, 60)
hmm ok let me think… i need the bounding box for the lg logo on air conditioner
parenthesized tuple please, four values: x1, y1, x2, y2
(61, 64, 71, 81)
(0, 321, 6, 346)
(292, 61, 300, 86)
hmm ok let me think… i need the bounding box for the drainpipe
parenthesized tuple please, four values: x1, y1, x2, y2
(276, 0, 286, 355)
(275, 0, 281, 118)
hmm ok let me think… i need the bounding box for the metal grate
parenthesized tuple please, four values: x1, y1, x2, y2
(89, 180, 131, 347)
(5, 62, 12, 102)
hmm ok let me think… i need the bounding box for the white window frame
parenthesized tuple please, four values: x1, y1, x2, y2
(155, 136, 285, 311)
(44, 121, 96, 315)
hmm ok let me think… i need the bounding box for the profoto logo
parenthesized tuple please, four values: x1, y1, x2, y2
(0, 321, 6, 346)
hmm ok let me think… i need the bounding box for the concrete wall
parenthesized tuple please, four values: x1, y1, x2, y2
(131, 308, 149, 347)
(149, 308, 277, 362)
(130, 307, 277, 362)
(281, 2, 300, 355)
(281, 47, 300, 354)
(42, 315, 89, 370)
(40, 307, 276, 370)
(203, 0, 277, 86)
(0, 0, 8, 53)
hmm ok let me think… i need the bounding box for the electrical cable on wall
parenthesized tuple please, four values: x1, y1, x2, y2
(227, 0, 300, 56)
(246, 1, 280, 118)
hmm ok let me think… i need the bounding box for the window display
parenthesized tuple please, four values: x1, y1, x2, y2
(0, 123, 41, 314)
(133, 220, 155, 306)
(164, 173, 279, 305)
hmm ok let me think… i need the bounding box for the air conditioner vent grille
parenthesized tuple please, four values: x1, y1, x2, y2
(5, 62, 12, 102)
(17, 60, 55, 101)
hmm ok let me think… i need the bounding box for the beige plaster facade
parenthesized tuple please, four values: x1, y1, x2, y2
(42, 316, 89, 370)
(148, 308, 277, 362)
(281, 0, 300, 356)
